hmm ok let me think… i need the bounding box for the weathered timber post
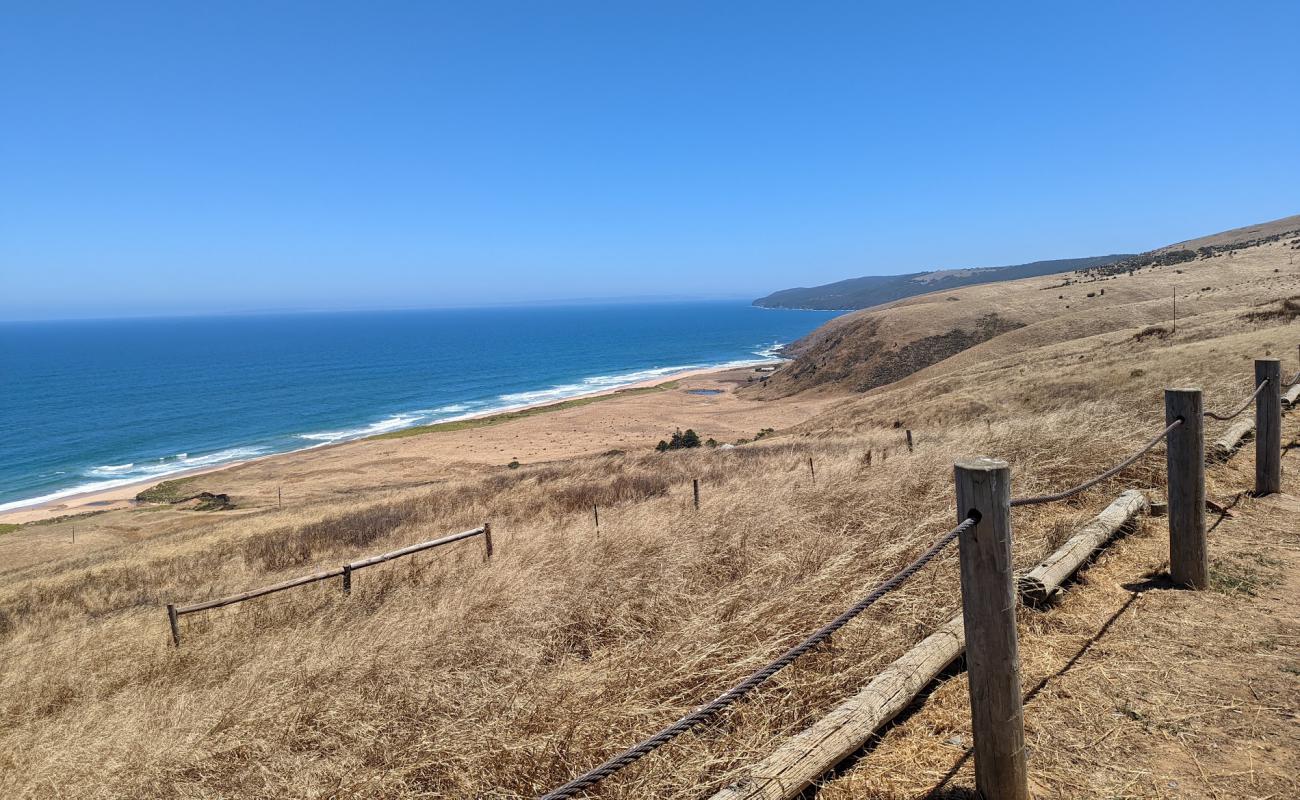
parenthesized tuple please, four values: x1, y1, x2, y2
(693, 479, 700, 510)
(342, 564, 352, 594)
(954, 457, 1029, 800)
(167, 603, 181, 648)
(593, 504, 600, 533)
(1255, 359, 1282, 496)
(808, 457, 815, 485)
(482, 522, 494, 561)
(1165, 388, 1208, 588)
(906, 429, 914, 453)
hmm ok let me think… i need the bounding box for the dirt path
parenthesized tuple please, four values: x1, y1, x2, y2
(815, 417, 1300, 799)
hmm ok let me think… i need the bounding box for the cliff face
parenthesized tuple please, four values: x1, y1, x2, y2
(747, 212, 1300, 399)
(754, 312, 1024, 397)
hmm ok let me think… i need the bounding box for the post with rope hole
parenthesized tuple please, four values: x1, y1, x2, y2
(166, 603, 181, 648)
(693, 478, 700, 510)
(1255, 359, 1282, 496)
(482, 522, 494, 561)
(342, 564, 352, 594)
(1165, 388, 1208, 588)
(954, 457, 1029, 800)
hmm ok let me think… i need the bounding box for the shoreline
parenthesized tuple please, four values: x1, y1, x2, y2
(0, 360, 778, 525)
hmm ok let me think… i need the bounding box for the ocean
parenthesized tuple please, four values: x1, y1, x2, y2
(0, 302, 840, 511)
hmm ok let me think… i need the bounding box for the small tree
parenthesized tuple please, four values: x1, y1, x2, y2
(656, 440, 669, 452)
(681, 429, 701, 448)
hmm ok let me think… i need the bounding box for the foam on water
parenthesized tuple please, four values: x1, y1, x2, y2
(1, 306, 840, 512)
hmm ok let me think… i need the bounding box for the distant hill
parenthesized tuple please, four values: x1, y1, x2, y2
(746, 212, 1299, 398)
(753, 255, 1133, 311)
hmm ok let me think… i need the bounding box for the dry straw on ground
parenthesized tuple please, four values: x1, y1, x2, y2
(0, 240, 1297, 798)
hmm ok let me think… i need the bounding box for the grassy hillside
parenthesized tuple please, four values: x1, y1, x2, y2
(0, 232, 1298, 798)
(752, 255, 1131, 310)
(750, 216, 1300, 397)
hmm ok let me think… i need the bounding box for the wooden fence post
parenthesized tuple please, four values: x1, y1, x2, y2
(906, 429, 914, 453)
(342, 564, 352, 594)
(954, 458, 1029, 800)
(1255, 359, 1282, 496)
(167, 603, 181, 648)
(593, 504, 600, 534)
(482, 522, 494, 561)
(693, 479, 700, 510)
(1165, 388, 1208, 588)
(808, 457, 815, 485)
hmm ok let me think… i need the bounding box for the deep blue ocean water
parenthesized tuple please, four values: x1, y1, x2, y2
(0, 302, 839, 510)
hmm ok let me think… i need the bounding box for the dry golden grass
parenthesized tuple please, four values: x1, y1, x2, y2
(0, 241, 1297, 798)
(816, 415, 1300, 800)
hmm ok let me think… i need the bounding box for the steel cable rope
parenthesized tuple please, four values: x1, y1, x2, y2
(537, 516, 977, 800)
(1284, 370, 1300, 389)
(1009, 419, 1183, 508)
(1204, 379, 1269, 421)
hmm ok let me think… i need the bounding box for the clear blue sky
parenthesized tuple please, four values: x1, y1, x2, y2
(2, 1, 1298, 320)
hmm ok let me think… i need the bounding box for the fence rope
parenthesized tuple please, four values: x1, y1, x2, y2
(537, 516, 976, 800)
(1204, 378, 1269, 421)
(1284, 370, 1300, 389)
(1010, 419, 1182, 508)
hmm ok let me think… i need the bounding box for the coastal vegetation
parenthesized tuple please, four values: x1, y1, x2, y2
(656, 427, 702, 451)
(0, 221, 1298, 798)
(752, 254, 1132, 310)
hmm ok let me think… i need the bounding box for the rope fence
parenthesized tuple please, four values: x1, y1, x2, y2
(1009, 419, 1182, 507)
(1204, 378, 1268, 421)
(538, 356, 1294, 799)
(165, 523, 491, 646)
(539, 517, 975, 800)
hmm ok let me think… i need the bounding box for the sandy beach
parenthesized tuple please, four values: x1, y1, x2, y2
(0, 362, 820, 526)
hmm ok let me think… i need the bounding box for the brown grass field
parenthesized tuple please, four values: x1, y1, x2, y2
(1, 233, 1298, 798)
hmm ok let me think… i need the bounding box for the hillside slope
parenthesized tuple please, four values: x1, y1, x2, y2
(750, 215, 1300, 397)
(0, 224, 1298, 798)
(752, 255, 1131, 310)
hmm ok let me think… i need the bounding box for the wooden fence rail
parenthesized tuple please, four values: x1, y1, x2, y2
(167, 524, 490, 646)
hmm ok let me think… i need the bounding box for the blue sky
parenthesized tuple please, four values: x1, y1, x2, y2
(2, 1, 1298, 320)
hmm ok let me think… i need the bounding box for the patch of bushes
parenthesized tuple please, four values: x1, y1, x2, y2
(656, 428, 702, 451)
(1241, 296, 1300, 324)
(1134, 325, 1171, 341)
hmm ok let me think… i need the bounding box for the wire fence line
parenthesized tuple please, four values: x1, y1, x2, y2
(538, 516, 976, 800)
(1204, 378, 1269, 421)
(1009, 419, 1183, 508)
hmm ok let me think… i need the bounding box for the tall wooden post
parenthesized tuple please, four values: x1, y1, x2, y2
(808, 457, 815, 485)
(1255, 359, 1282, 496)
(954, 458, 1029, 800)
(906, 429, 914, 453)
(593, 504, 600, 534)
(482, 522, 494, 561)
(693, 479, 700, 510)
(166, 604, 181, 648)
(1165, 388, 1207, 588)
(342, 564, 352, 594)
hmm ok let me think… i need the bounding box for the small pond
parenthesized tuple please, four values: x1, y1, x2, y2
(686, 389, 725, 396)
